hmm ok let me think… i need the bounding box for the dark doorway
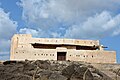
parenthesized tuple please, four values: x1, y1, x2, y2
(57, 52, 66, 61)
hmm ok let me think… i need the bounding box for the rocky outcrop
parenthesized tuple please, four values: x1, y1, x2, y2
(62, 64, 94, 80)
(0, 60, 119, 80)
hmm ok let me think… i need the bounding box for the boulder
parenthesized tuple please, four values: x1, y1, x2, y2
(34, 60, 51, 70)
(62, 64, 94, 80)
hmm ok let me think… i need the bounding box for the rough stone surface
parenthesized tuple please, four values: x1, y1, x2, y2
(62, 64, 94, 80)
(0, 60, 119, 80)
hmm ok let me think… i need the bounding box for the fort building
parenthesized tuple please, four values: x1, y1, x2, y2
(10, 34, 116, 63)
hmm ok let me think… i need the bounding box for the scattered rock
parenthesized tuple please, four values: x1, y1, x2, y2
(62, 64, 94, 80)
(0, 60, 119, 80)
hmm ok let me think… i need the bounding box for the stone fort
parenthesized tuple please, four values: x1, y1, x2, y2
(10, 34, 116, 63)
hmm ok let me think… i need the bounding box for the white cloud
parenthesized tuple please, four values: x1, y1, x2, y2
(19, 0, 120, 38)
(64, 11, 120, 39)
(112, 28, 120, 36)
(0, 8, 18, 60)
(51, 32, 61, 38)
(18, 28, 51, 38)
(0, 8, 17, 39)
(19, 28, 39, 37)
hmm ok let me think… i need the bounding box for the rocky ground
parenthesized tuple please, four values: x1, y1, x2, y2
(0, 60, 120, 80)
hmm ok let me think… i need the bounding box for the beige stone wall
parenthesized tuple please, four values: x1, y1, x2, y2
(13, 48, 57, 61)
(11, 47, 116, 63)
(67, 50, 116, 63)
(12, 34, 99, 46)
(10, 34, 116, 63)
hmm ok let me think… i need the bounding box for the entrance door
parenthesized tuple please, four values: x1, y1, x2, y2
(57, 52, 66, 61)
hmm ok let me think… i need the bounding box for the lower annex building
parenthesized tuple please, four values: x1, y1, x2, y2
(10, 34, 116, 63)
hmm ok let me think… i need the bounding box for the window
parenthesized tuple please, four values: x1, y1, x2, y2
(76, 55, 80, 57)
(76, 46, 97, 50)
(32, 44, 77, 49)
(32, 44, 56, 49)
(90, 42, 92, 44)
(92, 55, 93, 58)
(46, 40, 49, 42)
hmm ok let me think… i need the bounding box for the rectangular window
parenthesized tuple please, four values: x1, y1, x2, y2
(31, 43, 76, 49)
(76, 46, 98, 50)
(57, 52, 66, 61)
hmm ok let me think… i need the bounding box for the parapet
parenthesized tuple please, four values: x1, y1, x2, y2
(12, 34, 32, 38)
